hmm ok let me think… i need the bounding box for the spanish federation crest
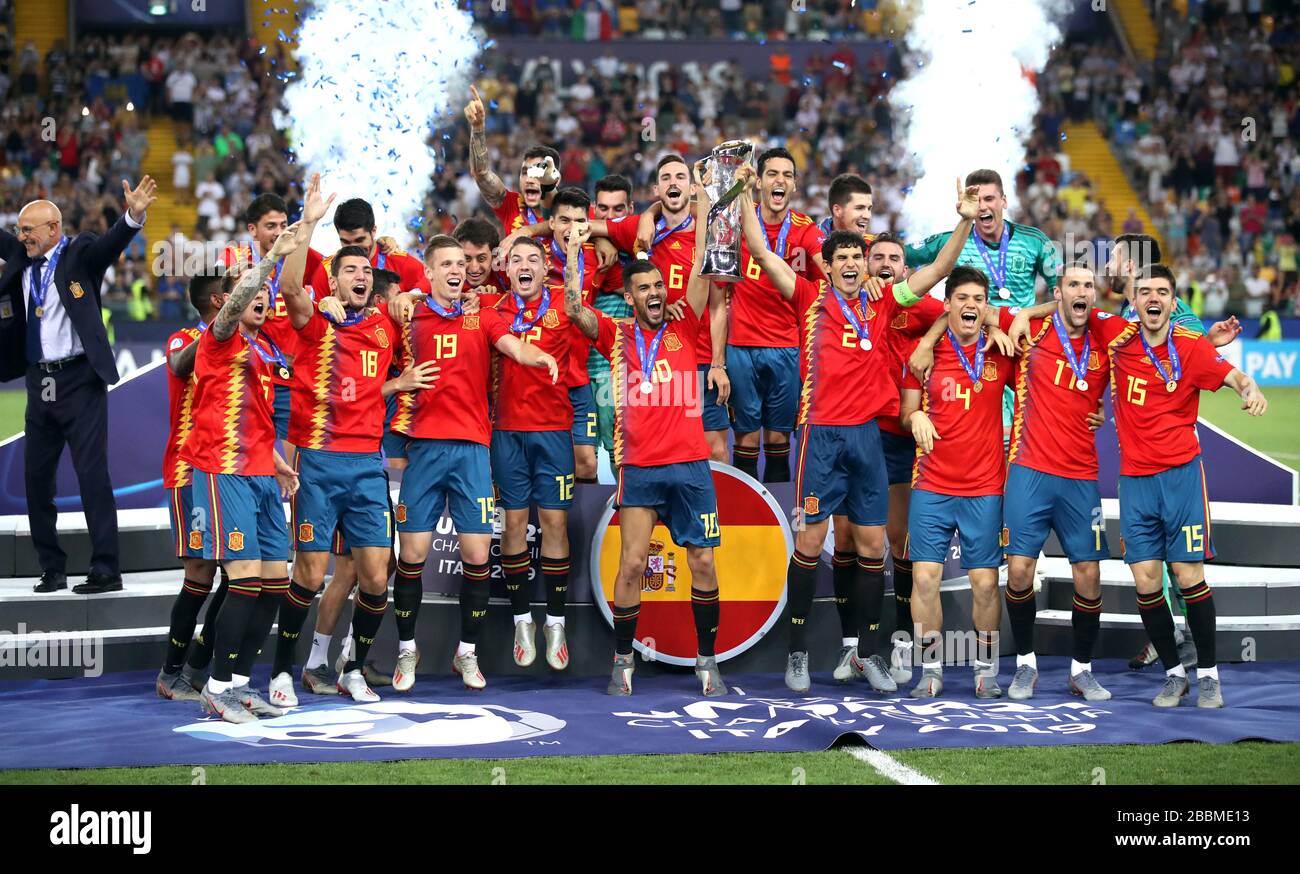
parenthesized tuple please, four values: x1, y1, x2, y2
(188, 531, 204, 551)
(1087, 350, 1101, 371)
(395, 503, 408, 524)
(463, 315, 480, 330)
(981, 361, 999, 381)
(298, 523, 315, 543)
(891, 312, 909, 329)
(228, 531, 245, 552)
(69, 281, 86, 299)
(804, 496, 820, 516)
(663, 332, 682, 352)
(374, 327, 390, 348)
(542, 309, 560, 329)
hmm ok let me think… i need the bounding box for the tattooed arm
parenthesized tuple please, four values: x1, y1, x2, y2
(466, 86, 507, 209)
(211, 222, 304, 342)
(563, 224, 600, 341)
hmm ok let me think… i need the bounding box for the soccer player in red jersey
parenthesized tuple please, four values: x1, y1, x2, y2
(491, 236, 584, 672)
(900, 266, 1017, 700)
(262, 175, 439, 705)
(1019, 264, 1266, 708)
(564, 167, 727, 698)
(155, 274, 222, 702)
(597, 156, 732, 460)
(819, 173, 875, 243)
(465, 86, 561, 237)
(386, 235, 558, 691)
(738, 168, 978, 692)
(454, 217, 507, 307)
(726, 147, 826, 483)
(223, 193, 325, 448)
(307, 197, 431, 298)
(179, 224, 306, 723)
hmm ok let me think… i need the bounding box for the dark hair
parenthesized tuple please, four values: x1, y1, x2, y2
(867, 232, 904, 253)
(330, 245, 371, 277)
(945, 265, 989, 299)
(188, 273, 222, 315)
(623, 259, 661, 292)
(522, 144, 561, 167)
(372, 268, 402, 296)
(507, 236, 547, 258)
(757, 147, 797, 177)
(655, 153, 687, 176)
(821, 230, 867, 264)
(1114, 233, 1162, 268)
(595, 174, 633, 199)
(1138, 263, 1178, 294)
(828, 173, 872, 209)
(964, 168, 1004, 194)
(243, 193, 287, 227)
(453, 216, 500, 250)
(550, 186, 591, 214)
(334, 198, 376, 233)
(422, 234, 462, 263)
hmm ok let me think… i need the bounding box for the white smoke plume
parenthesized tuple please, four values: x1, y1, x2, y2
(282, 0, 482, 252)
(889, 0, 1070, 238)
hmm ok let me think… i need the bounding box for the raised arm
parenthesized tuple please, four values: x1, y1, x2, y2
(211, 222, 303, 342)
(1223, 368, 1267, 416)
(466, 86, 507, 209)
(563, 224, 600, 340)
(83, 176, 158, 272)
(907, 180, 979, 296)
(730, 163, 796, 299)
(282, 172, 335, 329)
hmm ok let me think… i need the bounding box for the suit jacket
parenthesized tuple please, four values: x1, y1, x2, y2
(0, 214, 141, 385)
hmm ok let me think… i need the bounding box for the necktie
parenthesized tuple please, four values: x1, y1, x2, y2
(26, 255, 46, 365)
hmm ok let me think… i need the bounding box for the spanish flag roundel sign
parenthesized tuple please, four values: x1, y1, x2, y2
(589, 462, 793, 667)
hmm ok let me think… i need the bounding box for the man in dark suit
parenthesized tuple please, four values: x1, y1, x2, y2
(0, 176, 158, 593)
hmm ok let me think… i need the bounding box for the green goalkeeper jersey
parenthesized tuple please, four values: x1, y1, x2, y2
(905, 219, 1058, 309)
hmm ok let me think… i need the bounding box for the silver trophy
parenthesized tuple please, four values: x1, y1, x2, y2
(700, 140, 754, 283)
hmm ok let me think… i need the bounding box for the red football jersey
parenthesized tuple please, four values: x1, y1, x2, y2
(591, 306, 711, 468)
(180, 328, 279, 476)
(903, 330, 1015, 496)
(311, 245, 431, 300)
(606, 212, 713, 366)
(792, 278, 928, 427)
(494, 189, 546, 237)
(221, 243, 324, 385)
(492, 290, 576, 432)
(390, 302, 510, 446)
(1007, 313, 1111, 480)
(876, 294, 945, 436)
(730, 209, 825, 348)
(163, 327, 202, 489)
(288, 309, 396, 453)
(473, 277, 508, 310)
(1089, 313, 1233, 477)
(542, 242, 601, 388)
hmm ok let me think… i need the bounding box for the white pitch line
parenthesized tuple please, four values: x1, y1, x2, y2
(845, 747, 939, 785)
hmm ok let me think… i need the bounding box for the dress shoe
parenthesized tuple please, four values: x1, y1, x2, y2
(73, 573, 124, 594)
(33, 571, 68, 593)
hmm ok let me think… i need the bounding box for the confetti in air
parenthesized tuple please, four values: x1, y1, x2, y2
(889, 0, 1068, 238)
(283, 0, 482, 251)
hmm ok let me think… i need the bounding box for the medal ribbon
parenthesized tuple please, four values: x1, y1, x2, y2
(633, 322, 667, 392)
(650, 213, 693, 251)
(946, 328, 986, 389)
(511, 287, 550, 333)
(1052, 313, 1091, 385)
(830, 283, 869, 346)
(972, 223, 1009, 291)
(757, 206, 793, 257)
(26, 237, 68, 316)
(425, 295, 464, 319)
(1139, 325, 1181, 387)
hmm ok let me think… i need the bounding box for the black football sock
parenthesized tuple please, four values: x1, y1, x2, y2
(209, 577, 260, 683)
(271, 581, 315, 677)
(233, 576, 287, 678)
(501, 550, 532, 617)
(541, 555, 570, 619)
(1136, 590, 1181, 671)
(692, 586, 721, 657)
(459, 561, 491, 644)
(732, 445, 759, 478)
(187, 570, 228, 671)
(345, 589, 388, 672)
(612, 603, 639, 655)
(576, 476, 598, 485)
(831, 550, 856, 640)
(393, 560, 424, 641)
(1004, 582, 1037, 657)
(762, 442, 790, 483)
(892, 556, 913, 643)
(856, 555, 886, 657)
(1071, 593, 1103, 664)
(1180, 580, 1217, 668)
(164, 577, 213, 672)
(786, 550, 818, 653)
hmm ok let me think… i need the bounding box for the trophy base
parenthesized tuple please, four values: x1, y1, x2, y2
(701, 251, 742, 283)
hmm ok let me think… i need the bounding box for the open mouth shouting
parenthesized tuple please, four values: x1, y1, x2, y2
(840, 267, 860, 286)
(876, 266, 894, 281)
(516, 269, 535, 291)
(978, 210, 996, 232)
(521, 180, 543, 204)
(770, 186, 788, 208)
(960, 308, 979, 328)
(1071, 298, 1089, 318)
(645, 295, 664, 320)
